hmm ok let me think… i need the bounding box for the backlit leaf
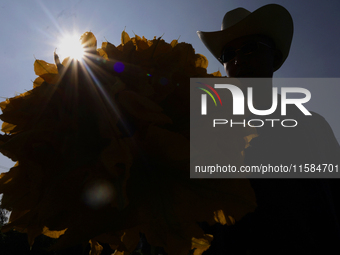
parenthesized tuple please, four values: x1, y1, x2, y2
(42, 226, 67, 239)
(121, 30, 131, 45)
(81, 31, 97, 48)
(97, 48, 108, 59)
(195, 54, 209, 69)
(171, 39, 178, 48)
(34, 60, 58, 76)
(191, 235, 213, 255)
(33, 77, 44, 88)
(1, 122, 17, 134)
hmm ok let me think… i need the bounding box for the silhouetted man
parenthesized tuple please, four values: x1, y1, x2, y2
(198, 4, 340, 254)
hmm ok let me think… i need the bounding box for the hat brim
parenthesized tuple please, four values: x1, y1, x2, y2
(197, 4, 293, 71)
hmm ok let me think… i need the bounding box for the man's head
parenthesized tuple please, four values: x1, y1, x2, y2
(197, 4, 293, 77)
(221, 34, 282, 77)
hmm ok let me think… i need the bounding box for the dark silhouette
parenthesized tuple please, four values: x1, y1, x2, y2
(198, 4, 340, 254)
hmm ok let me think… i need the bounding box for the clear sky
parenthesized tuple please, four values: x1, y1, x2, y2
(0, 0, 339, 171)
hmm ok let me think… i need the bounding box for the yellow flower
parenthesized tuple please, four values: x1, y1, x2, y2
(0, 31, 256, 255)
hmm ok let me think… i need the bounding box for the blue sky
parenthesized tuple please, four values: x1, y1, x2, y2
(0, 0, 339, 171)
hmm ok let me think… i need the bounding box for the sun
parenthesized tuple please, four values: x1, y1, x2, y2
(58, 34, 85, 61)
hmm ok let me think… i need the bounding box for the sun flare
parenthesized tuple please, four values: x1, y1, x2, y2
(58, 34, 85, 61)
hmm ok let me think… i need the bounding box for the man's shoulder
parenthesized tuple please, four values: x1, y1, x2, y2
(297, 110, 333, 134)
(297, 111, 340, 162)
(305, 111, 327, 123)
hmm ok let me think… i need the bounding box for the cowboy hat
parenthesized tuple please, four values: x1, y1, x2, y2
(197, 4, 293, 71)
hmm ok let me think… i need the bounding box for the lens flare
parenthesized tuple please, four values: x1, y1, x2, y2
(83, 180, 115, 209)
(113, 62, 125, 73)
(58, 34, 85, 61)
